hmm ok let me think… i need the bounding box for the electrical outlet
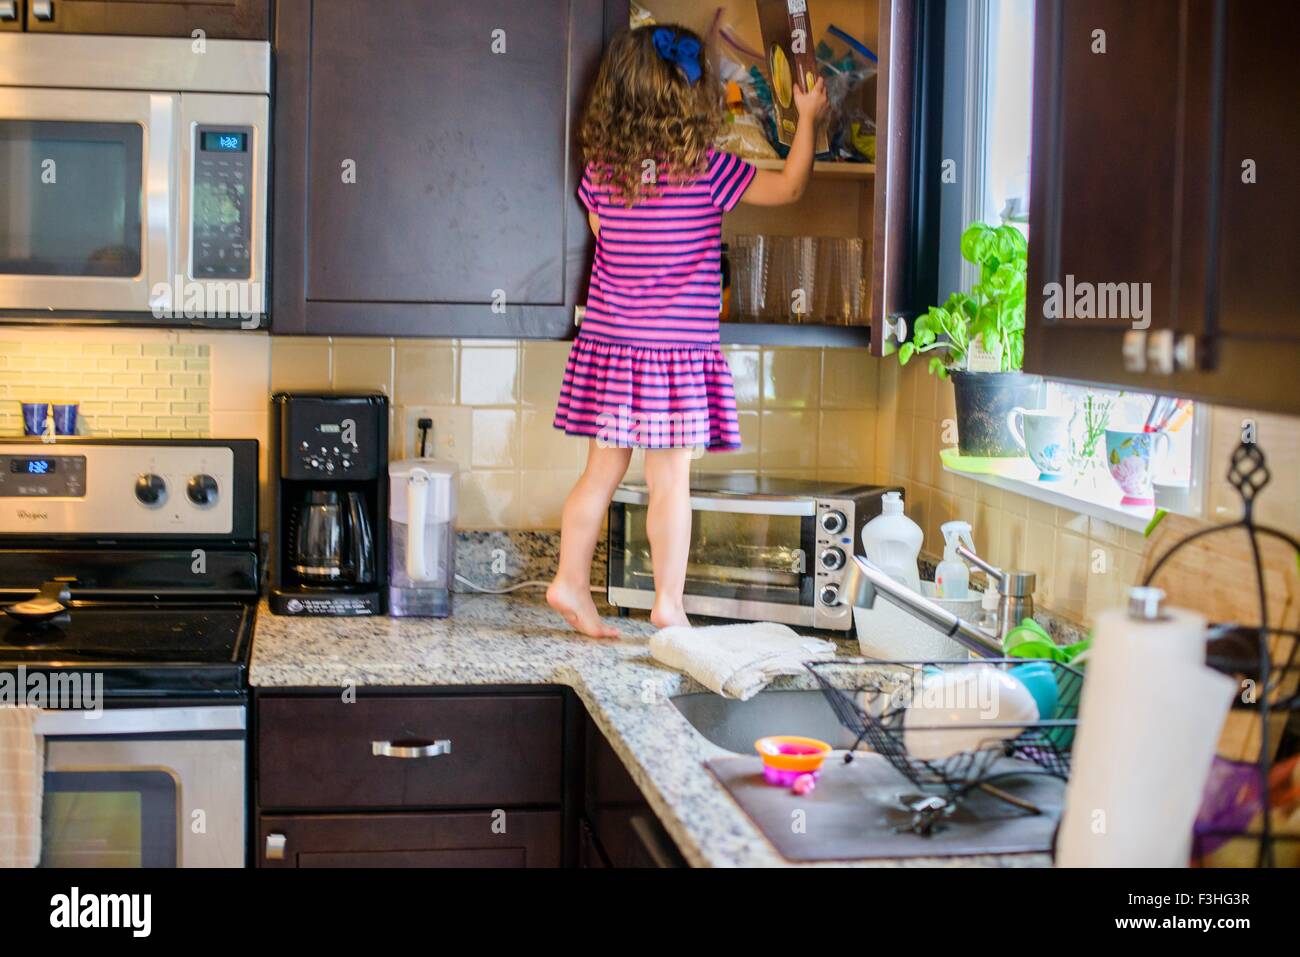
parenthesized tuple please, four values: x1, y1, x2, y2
(400, 406, 470, 465)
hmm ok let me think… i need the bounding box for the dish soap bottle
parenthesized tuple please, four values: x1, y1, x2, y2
(935, 520, 976, 599)
(860, 491, 923, 593)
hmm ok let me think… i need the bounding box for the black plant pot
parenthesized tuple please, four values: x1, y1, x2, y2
(950, 371, 1044, 457)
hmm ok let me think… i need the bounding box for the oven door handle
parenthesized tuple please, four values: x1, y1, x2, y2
(33, 705, 245, 737)
(611, 487, 815, 516)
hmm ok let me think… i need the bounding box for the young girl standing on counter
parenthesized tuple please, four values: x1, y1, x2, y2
(548, 24, 828, 637)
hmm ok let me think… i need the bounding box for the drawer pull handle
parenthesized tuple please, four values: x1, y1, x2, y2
(372, 738, 451, 759)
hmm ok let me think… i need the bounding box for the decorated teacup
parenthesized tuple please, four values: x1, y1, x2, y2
(1105, 429, 1170, 507)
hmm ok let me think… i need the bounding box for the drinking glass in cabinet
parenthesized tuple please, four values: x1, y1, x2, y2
(766, 236, 817, 323)
(813, 237, 866, 325)
(730, 234, 768, 321)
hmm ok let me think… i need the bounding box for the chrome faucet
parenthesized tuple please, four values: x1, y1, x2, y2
(837, 555, 1002, 658)
(953, 544, 1036, 643)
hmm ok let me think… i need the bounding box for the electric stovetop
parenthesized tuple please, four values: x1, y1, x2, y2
(0, 601, 255, 698)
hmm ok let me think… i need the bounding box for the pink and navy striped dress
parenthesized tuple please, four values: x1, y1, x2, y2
(553, 149, 757, 451)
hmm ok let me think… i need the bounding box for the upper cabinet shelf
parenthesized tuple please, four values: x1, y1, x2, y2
(749, 158, 876, 179)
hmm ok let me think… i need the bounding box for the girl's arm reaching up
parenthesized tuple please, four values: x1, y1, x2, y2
(741, 77, 830, 206)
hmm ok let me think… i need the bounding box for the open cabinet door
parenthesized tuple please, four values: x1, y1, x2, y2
(870, 0, 942, 357)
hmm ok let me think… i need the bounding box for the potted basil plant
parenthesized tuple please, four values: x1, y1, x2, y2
(897, 222, 1043, 457)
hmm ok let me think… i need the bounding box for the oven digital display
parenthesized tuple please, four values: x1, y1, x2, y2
(10, 458, 56, 474)
(318, 424, 341, 434)
(200, 131, 247, 153)
(0, 454, 85, 497)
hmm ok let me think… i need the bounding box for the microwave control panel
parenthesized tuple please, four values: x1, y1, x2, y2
(192, 125, 254, 279)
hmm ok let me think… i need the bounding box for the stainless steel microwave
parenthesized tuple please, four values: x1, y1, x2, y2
(607, 477, 901, 631)
(0, 34, 269, 326)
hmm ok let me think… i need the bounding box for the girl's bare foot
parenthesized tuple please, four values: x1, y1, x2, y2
(650, 602, 690, 630)
(547, 581, 619, 638)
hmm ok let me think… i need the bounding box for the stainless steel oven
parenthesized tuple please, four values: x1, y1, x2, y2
(35, 705, 245, 868)
(0, 34, 269, 325)
(607, 477, 900, 631)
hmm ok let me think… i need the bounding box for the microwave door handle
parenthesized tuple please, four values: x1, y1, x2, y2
(145, 94, 178, 315)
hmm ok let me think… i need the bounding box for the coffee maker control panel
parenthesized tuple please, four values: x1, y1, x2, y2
(279, 395, 384, 481)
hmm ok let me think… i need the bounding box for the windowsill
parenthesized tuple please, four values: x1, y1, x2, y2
(940, 449, 1156, 532)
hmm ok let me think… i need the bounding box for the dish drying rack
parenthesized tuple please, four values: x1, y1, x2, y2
(806, 657, 1084, 835)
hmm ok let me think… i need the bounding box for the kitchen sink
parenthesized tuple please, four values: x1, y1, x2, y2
(670, 690, 858, 753)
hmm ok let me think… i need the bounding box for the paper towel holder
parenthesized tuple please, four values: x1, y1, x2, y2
(1127, 586, 1168, 621)
(1141, 438, 1300, 868)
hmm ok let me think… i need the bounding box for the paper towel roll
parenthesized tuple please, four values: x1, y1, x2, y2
(1057, 605, 1235, 867)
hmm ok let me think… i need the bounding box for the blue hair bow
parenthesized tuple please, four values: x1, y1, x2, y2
(652, 27, 702, 85)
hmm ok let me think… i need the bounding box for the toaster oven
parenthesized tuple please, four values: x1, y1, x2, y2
(607, 477, 901, 631)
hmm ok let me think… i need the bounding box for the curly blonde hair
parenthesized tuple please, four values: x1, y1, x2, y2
(579, 25, 723, 207)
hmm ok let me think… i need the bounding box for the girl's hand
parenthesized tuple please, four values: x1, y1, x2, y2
(793, 76, 830, 126)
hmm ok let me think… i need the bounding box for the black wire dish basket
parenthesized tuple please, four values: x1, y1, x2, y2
(806, 657, 1084, 832)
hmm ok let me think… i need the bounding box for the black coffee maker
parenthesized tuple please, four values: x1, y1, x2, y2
(270, 393, 388, 615)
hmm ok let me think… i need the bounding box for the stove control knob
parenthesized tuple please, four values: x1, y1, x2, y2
(819, 583, 840, 606)
(187, 474, 219, 507)
(135, 473, 167, 507)
(819, 509, 847, 534)
(819, 547, 846, 570)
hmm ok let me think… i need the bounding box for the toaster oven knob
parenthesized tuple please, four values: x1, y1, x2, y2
(819, 547, 846, 570)
(819, 583, 840, 606)
(187, 473, 219, 507)
(819, 509, 847, 534)
(135, 473, 167, 507)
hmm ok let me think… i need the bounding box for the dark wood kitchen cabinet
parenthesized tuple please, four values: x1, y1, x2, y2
(257, 811, 563, 867)
(1027, 0, 1300, 414)
(272, 0, 618, 338)
(254, 688, 684, 868)
(0, 1, 23, 32)
(254, 689, 569, 867)
(23, 0, 269, 38)
(580, 714, 685, 868)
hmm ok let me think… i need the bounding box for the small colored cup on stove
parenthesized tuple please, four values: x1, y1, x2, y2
(755, 735, 832, 787)
(21, 402, 49, 436)
(52, 404, 78, 436)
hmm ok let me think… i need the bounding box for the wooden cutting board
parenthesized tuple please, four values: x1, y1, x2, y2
(1140, 513, 1299, 762)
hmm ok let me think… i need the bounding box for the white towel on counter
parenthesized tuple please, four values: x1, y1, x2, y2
(0, 706, 44, 868)
(649, 622, 837, 700)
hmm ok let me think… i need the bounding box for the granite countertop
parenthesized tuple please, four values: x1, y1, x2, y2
(250, 594, 1051, 868)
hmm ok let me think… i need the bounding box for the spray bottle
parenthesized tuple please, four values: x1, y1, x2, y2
(935, 520, 976, 599)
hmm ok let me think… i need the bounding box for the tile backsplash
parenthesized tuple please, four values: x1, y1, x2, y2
(0, 337, 211, 437)
(272, 337, 878, 529)
(3, 326, 1295, 629)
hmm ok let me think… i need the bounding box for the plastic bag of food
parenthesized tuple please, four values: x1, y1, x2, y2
(630, 2, 655, 28)
(715, 80, 780, 159)
(816, 25, 877, 161)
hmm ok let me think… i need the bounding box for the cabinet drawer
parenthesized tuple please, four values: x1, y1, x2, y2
(257, 810, 562, 868)
(258, 693, 563, 810)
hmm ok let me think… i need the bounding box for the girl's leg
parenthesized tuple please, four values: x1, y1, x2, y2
(547, 439, 632, 637)
(643, 447, 694, 629)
